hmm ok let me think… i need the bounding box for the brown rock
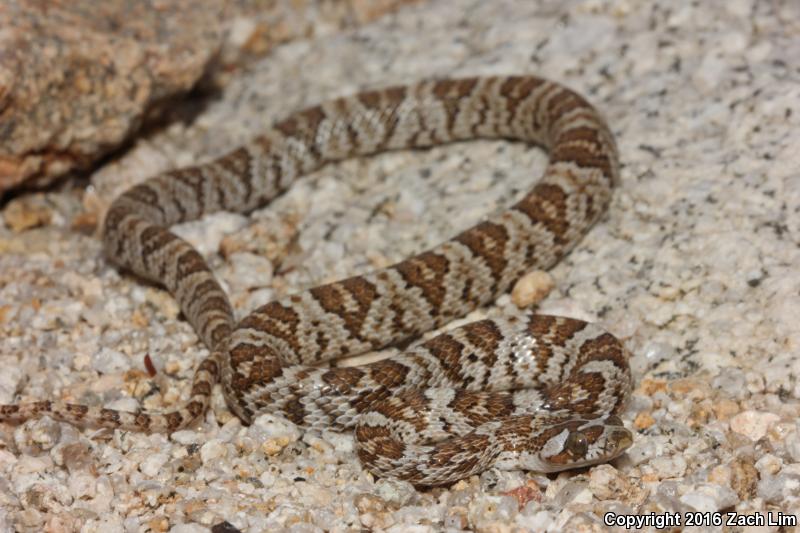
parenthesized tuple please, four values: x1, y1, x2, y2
(0, 0, 223, 194)
(637, 377, 667, 396)
(729, 456, 759, 500)
(0, 0, 424, 195)
(634, 411, 656, 430)
(502, 480, 543, 508)
(2, 195, 53, 231)
(712, 398, 740, 421)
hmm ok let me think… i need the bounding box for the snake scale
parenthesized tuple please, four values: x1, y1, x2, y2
(1, 75, 633, 486)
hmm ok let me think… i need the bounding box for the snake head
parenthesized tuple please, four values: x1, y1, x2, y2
(533, 415, 633, 472)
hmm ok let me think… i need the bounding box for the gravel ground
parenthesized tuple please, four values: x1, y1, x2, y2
(1, 0, 799, 531)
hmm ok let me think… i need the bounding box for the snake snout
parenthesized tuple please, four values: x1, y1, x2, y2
(535, 417, 634, 472)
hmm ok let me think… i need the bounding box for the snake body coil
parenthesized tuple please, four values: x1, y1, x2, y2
(1, 76, 632, 486)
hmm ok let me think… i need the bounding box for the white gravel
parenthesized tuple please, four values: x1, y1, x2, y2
(2, 0, 800, 531)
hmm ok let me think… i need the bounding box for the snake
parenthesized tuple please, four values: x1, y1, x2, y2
(1, 75, 633, 487)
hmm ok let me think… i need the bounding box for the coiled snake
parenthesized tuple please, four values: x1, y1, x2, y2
(1, 76, 632, 486)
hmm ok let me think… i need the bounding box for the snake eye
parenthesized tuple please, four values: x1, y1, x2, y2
(564, 431, 588, 458)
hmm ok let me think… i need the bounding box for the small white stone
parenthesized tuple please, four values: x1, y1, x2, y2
(322, 429, 354, 455)
(374, 478, 416, 507)
(468, 494, 519, 530)
(511, 270, 554, 308)
(199, 439, 229, 463)
(517, 506, 555, 531)
(98, 447, 124, 474)
(14, 417, 62, 454)
(571, 487, 593, 505)
(725, 0, 753, 17)
(302, 433, 333, 454)
(91, 347, 131, 374)
(729, 410, 780, 441)
(588, 464, 631, 500)
(248, 414, 301, 456)
(746, 41, 772, 63)
(226, 252, 274, 291)
(711, 367, 748, 400)
(679, 483, 738, 512)
(0, 364, 24, 404)
(641, 341, 675, 365)
(755, 453, 783, 476)
(139, 451, 169, 477)
(0, 449, 18, 469)
(227, 16, 257, 48)
(553, 480, 593, 506)
(692, 53, 728, 95)
(788, 427, 800, 463)
(171, 430, 203, 446)
(103, 397, 140, 413)
(67, 470, 97, 499)
(744, 371, 766, 394)
(86, 475, 114, 515)
(396, 188, 428, 219)
(757, 473, 800, 504)
(172, 212, 249, 257)
(648, 455, 688, 479)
